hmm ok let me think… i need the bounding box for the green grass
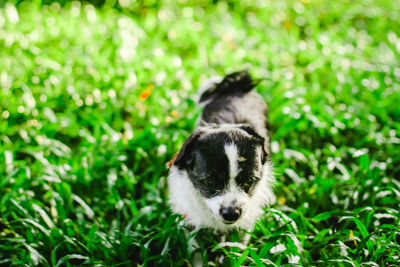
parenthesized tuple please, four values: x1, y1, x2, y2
(1, 0, 400, 266)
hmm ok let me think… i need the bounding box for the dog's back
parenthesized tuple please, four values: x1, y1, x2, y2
(197, 71, 270, 146)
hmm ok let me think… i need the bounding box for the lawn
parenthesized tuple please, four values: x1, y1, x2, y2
(0, 0, 400, 266)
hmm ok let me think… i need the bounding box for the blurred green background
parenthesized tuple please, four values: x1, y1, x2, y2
(1, 0, 399, 266)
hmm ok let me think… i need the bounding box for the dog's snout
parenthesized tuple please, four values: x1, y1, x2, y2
(220, 206, 242, 223)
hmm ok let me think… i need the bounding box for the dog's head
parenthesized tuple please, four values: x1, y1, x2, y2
(173, 124, 270, 225)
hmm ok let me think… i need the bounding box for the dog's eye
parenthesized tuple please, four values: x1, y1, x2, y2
(242, 182, 253, 191)
(240, 176, 259, 192)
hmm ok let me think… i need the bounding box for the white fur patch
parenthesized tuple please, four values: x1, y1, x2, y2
(224, 143, 239, 179)
(197, 76, 223, 106)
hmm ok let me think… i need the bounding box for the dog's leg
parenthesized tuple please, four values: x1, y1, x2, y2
(192, 251, 203, 267)
(217, 233, 227, 265)
(240, 230, 251, 246)
(183, 228, 203, 267)
(215, 230, 250, 265)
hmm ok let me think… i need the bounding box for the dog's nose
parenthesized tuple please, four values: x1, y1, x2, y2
(220, 207, 242, 223)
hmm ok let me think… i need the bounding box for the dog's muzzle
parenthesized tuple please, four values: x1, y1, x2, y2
(220, 206, 242, 224)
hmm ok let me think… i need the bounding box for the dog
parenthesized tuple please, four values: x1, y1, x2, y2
(168, 71, 275, 237)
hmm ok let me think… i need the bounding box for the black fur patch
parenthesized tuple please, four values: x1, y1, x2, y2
(186, 132, 230, 198)
(235, 140, 261, 196)
(182, 128, 262, 198)
(199, 71, 260, 103)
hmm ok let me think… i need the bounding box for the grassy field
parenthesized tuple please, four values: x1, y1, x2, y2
(1, 0, 400, 266)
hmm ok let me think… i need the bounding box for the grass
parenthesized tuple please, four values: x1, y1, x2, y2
(1, 0, 400, 265)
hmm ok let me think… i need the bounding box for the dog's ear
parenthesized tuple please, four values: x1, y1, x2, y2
(239, 125, 270, 163)
(174, 131, 202, 169)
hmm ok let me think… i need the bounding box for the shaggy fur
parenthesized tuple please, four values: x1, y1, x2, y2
(168, 71, 275, 233)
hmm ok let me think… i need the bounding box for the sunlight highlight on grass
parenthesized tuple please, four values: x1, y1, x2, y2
(0, 0, 400, 265)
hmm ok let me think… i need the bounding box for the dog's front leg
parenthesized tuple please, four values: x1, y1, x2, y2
(239, 229, 252, 246)
(183, 227, 203, 267)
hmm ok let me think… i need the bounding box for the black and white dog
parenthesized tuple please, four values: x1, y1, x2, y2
(168, 71, 275, 236)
